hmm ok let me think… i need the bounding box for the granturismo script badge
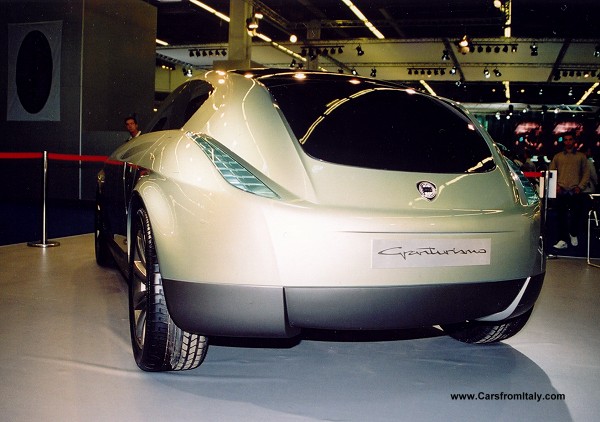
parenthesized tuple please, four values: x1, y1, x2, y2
(417, 181, 437, 201)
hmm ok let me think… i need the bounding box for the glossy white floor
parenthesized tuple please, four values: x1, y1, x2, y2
(1, 234, 598, 422)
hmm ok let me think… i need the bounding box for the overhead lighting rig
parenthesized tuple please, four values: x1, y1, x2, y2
(553, 68, 599, 81)
(407, 67, 448, 77)
(466, 43, 518, 54)
(300, 45, 344, 60)
(188, 48, 227, 57)
(156, 58, 175, 71)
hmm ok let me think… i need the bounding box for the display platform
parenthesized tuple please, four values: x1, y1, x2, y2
(1, 234, 599, 421)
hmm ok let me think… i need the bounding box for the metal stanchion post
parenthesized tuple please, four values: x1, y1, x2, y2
(28, 151, 60, 248)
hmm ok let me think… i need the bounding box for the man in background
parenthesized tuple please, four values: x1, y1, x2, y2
(125, 116, 141, 141)
(550, 132, 590, 249)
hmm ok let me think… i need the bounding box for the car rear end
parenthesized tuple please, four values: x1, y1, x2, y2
(162, 71, 544, 336)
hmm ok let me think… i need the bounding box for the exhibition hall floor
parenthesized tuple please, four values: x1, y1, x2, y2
(1, 234, 599, 421)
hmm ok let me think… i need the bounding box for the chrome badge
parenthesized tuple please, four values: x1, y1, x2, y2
(417, 181, 437, 201)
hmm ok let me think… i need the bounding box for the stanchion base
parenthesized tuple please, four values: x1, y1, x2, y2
(27, 240, 61, 248)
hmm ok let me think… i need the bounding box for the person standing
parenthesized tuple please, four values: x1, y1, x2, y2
(550, 132, 590, 249)
(125, 116, 141, 141)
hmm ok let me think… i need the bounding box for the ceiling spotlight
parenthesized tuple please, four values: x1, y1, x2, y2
(182, 67, 192, 77)
(484, 68, 490, 78)
(290, 59, 296, 68)
(189, 49, 195, 57)
(441, 50, 450, 60)
(289, 34, 298, 43)
(594, 45, 600, 57)
(502, 45, 508, 53)
(338, 47, 343, 54)
(370, 68, 377, 78)
(494, 46, 500, 53)
(530, 42, 538, 56)
(301, 48, 307, 57)
(356, 45, 364, 56)
(408, 68, 413, 75)
(511, 44, 518, 53)
(458, 35, 470, 54)
(450, 66, 457, 75)
(330, 47, 336, 55)
(486, 46, 492, 53)
(477, 46, 484, 53)
(554, 72, 561, 81)
(568, 87, 573, 96)
(440, 69, 446, 75)
(222, 49, 227, 56)
(246, 17, 259, 30)
(351, 68, 358, 75)
(494, 68, 502, 77)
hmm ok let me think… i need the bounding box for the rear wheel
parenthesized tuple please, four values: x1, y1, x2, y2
(129, 205, 208, 371)
(441, 308, 533, 344)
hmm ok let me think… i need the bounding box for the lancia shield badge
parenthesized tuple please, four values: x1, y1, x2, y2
(417, 181, 437, 201)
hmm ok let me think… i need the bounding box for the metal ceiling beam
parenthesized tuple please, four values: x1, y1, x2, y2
(442, 38, 465, 82)
(547, 38, 572, 83)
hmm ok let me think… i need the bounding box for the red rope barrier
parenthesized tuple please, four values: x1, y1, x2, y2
(523, 172, 543, 178)
(47, 153, 109, 162)
(0, 152, 44, 159)
(0, 152, 109, 162)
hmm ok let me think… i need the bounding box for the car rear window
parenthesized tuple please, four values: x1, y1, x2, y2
(260, 74, 495, 174)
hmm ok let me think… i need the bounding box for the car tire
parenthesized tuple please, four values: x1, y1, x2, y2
(441, 308, 533, 344)
(129, 205, 208, 371)
(94, 198, 113, 267)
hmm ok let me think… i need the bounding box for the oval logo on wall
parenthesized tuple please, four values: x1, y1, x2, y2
(417, 181, 437, 201)
(16, 30, 53, 114)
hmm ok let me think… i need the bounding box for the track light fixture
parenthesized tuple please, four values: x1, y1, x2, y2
(407, 67, 448, 77)
(457, 35, 471, 54)
(182, 67, 193, 77)
(555, 67, 599, 79)
(494, 68, 502, 77)
(530, 42, 538, 56)
(468, 43, 518, 54)
(484, 68, 490, 78)
(299, 45, 344, 59)
(188, 48, 227, 58)
(370, 68, 377, 78)
(356, 45, 364, 56)
(156, 59, 175, 71)
(595, 45, 600, 57)
(450, 66, 457, 75)
(441, 50, 450, 61)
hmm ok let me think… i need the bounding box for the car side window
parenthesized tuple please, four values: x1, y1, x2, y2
(145, 80, 214, 133)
